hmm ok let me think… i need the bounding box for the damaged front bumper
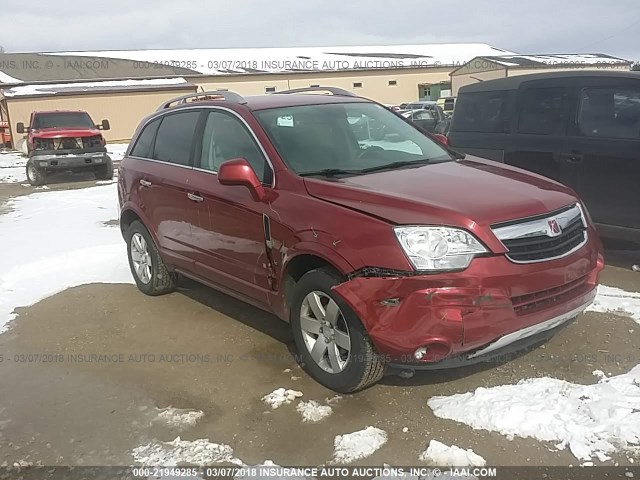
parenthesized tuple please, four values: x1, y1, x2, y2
(332, 247, 604, 368)
(29, 148, 110, 169)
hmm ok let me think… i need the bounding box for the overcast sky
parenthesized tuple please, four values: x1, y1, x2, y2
(1, 0, 639, 61)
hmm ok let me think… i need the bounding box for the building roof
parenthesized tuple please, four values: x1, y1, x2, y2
(0, 43, 513, 84)
(451, 53, 631, 74)
(0, 78, 196, 99)
(458, 70, 640, 93)
(481, 53, 631, 67)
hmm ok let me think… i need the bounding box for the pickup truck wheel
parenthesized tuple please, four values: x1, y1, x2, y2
(290, 268, 385, 393)
(25, 160, 45, 186)
(94, 157, 114, 180)
(126, 220, 176, 295)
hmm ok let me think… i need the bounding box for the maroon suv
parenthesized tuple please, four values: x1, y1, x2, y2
(118, 87, 604, 393)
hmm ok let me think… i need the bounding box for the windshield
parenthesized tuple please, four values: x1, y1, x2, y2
(32, 112, 95, 129)
(255, 102, 451, 176)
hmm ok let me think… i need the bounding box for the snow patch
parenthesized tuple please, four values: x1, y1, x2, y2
(419, 440, 486, 467)
(296, 400, 332, 423)
(0, 184, 134, 334)
(0, 71, 22, 84)
(155, 407, 204, 428)
(428, 364, 640, 461)
(132, 436, 242, 466)
(0, 151, 27, 184)
(262, 388, 303, 409)
(586, 285, 640, 323)
(107, 143, 130, 162)
(333, 427, 387, 464)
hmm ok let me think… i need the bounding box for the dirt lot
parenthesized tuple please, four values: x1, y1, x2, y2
(1, 175, 639, 470)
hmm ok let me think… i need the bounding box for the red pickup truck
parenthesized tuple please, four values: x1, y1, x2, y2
(17, 110, 113, 186)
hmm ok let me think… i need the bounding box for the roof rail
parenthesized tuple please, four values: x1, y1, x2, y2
(274, 86, 357, 97)
(157, 90, 247, 111)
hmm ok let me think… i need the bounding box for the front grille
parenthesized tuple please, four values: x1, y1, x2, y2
(512, 275, 588, 315)
(57, 137, 82, 150)
(492, 204, 588, 263)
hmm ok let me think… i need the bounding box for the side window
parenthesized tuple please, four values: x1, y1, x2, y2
(130, 118, 161, 158)
(452, 91, 512, 133)
(415, 111, 435, 120)
(198, 111, 271, 184)
(152, 111, 200, 166)
(517, 87, 569, 135)
(578, 87, 640, 139)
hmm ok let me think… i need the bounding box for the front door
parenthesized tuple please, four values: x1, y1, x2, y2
(188, 109, 274, 303)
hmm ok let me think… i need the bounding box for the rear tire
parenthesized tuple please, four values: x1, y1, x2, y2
(25, 160, 45, 186)
(290, 268, 385, 393)
(94, 157, 114, 180)
(126, 220, 176, 296)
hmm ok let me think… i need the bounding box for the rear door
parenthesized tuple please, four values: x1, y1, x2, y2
(132, 110, 202, 270)
(569, 79, 640, 231)
(505, 83, 574, 187)
(188, 108, 274, 303)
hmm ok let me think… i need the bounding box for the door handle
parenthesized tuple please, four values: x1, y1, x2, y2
(555, 152, 584, 163)
(187, 192, 204, 203)
(139, 179, 152, 187)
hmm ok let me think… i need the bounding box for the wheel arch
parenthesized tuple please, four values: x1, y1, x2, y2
(279, 246, 355, 320)
(119, 205, 158, 245)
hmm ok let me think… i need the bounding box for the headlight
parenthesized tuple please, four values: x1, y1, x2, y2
(577, 202, 592, 226)
(394, 226, 487, 271)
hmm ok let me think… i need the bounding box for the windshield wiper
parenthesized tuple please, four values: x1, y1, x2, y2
(356, 158, 434, 174)
(299, 168, 360, 177)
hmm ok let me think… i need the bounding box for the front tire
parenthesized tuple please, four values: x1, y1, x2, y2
(94, 157, 114, 180)
(290, 268, 385, 393)
(26, 160, 45, 186)
(126, 220, 176, 296)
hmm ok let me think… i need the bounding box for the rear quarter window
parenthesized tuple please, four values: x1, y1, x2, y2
(451, 91, 512, 133)
(130, 118, 161, 158)
(578, 87, 640, 139)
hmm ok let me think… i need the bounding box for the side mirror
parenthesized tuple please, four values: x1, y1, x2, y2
(218, 158, 266, 202)
(432, 133, 449, 145)
(98, 119, 111, 131)
(16, 122, 26, 134)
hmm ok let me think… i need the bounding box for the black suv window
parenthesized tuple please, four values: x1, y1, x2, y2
(518, 87, 569, 135)
(452, 91, 512, 133)
(130, 118, 161, 158)
(578, 87, 640, 139)
(153, 111, 200, 165)
(198, 110, 271, 184)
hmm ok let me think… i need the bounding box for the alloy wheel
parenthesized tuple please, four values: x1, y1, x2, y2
(299, 291, 351, 374)
(130, 232, 152, 284)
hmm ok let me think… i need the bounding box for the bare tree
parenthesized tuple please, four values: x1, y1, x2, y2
(632, 61, 640, 71)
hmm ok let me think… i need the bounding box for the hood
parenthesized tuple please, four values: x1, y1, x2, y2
(32, 127, 101, 138)
(303, 156, 578, 228)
